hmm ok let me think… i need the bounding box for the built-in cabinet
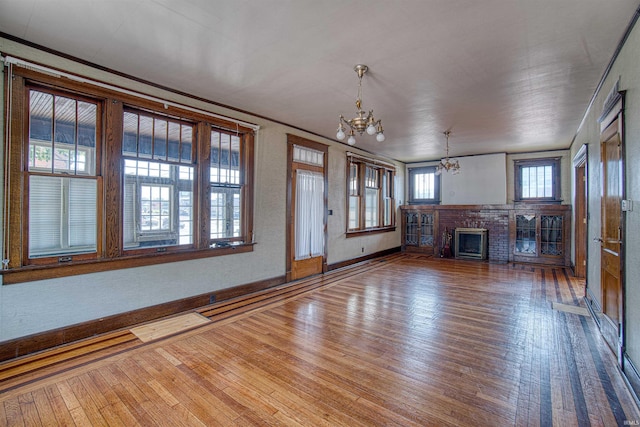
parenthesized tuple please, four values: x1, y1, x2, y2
(509, 207, 570, 266)
(400, 204, 571, 266)
(401, 207, 437, 255)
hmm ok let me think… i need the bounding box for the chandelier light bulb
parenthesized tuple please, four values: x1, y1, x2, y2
(366, 124, 376, 135)
(376, 132, 385, 142)
(337, 128, 346, 140)
(347, 134, 356, 145)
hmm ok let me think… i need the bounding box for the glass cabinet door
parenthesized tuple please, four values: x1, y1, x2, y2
(420, 213, 434, 247)
(540, 215, 563, 256)
(515, 214, 537, 255)
(405, 212, 419, 246)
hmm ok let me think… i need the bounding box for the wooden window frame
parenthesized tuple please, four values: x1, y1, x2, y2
(514, 157, 562, 203)
(2, 67, 255, 285)
(407, 166, 441, 204)
(346, 155, 396, 237)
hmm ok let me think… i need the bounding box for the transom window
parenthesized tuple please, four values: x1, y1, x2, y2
(514, 158, 561, 203)
(347, 155, 395, 234)
(3, 68, 255, 282)
(408, 166, 441, 204)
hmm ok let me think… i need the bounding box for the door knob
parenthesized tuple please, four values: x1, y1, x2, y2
(593, 237, 603, 243)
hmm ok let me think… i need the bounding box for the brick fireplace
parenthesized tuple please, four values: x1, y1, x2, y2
(438, 206, 509, 263)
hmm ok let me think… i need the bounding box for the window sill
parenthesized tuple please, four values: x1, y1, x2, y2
(514, 199, 563, 205)
(346, 227, 396, 238)
(0, 243, 255, 285)
(407, 201, 441, 205)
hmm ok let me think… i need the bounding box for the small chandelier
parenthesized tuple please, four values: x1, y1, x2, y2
(336, 64, 385, 146)
(435, 131, 460, 175)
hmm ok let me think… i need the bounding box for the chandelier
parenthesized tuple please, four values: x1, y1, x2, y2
(336, 64, 385, 146)
(435, 131, 460, 175)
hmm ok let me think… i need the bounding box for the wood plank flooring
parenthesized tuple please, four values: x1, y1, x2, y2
(1, 254, 639, 426)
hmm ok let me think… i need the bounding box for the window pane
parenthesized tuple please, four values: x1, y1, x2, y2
(365, 188, 379, 228)
(179, 191, 193, 245)
(167, 121, 181, 162)
(349, 163, 359, 196)
(123, 111, 139, 156)
(230, 135, 240, 185)
(349, 196, 360, 229)
(153, 118, 167, 160)
(413, 172, 435, 199)
(138, 115, 153, 158)
(29, 176, 97, 257)
(520, 163, 555, 199)
(293, 145, 324, 166)
(124, 110, 194, 164)
(123, 160, 194, 249)
(29, 90, 97, 175)
(220, 133, 231, 183)
(210, 188, 242, 240)
(181, 126, 193, 163)
(29, 92, 54, 171)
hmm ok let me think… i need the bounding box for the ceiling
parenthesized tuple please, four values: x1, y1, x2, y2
(1, 1, 638, 163)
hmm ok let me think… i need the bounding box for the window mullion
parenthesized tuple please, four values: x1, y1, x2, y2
(377, 169, 384, 228)
(104, 99, 123, 259)
(197, 122, 211, 248)
(359, 163, 366, 229)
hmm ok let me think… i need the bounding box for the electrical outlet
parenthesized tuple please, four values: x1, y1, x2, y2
(622, 199, 633, 212)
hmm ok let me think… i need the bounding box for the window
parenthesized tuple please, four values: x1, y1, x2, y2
(408, 166, 441, 204)
(123, 110, 195, 251)
(3, 68, 255, 283)
(346, 155, 395, 234)
(26, 89, 100, 261)
(210, 130, 243, 243)
(514, 158, 561, 203)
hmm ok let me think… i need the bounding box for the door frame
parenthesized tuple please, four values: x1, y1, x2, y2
(572, 144, 588, 279)
(285, 134, 329, 282)
(598, 96, 625, 366)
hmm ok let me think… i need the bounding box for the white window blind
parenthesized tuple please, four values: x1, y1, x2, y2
(29, 176, 97, 257)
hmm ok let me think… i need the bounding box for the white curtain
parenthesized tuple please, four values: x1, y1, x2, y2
(295, 170, 324, 260)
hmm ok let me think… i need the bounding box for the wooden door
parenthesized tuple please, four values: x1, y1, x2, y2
(599, 115, 624, 363)
(286, 136, 328, 282)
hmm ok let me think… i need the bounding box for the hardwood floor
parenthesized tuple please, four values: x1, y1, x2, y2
(1, 254, 639, 426)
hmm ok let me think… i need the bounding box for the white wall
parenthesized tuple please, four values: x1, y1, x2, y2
(0, 37, 401, 341)
(571, 17, 640, 380)
(441, 153, 507, 205)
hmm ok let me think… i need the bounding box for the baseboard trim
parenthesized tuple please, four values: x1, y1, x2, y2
(0, 275, 286, 363)
(623, 353, 640, 410)
(585, 288, 602, 328)
(327, 247, 401, 271)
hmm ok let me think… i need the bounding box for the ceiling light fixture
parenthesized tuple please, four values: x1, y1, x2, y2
(336, 64, 385, 146)
(435, 131, 460, 175)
